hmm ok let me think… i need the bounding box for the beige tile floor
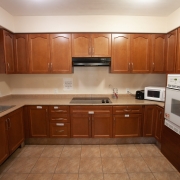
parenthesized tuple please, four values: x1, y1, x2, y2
(0, 144, 180, 180)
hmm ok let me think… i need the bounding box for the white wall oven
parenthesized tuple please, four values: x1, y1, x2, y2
(165, 74, 180, 135)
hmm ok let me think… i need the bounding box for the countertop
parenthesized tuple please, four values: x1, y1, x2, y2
(0, 94, 164, 117)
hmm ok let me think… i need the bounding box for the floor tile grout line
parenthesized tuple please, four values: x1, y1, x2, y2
(99, 144, 105, 180)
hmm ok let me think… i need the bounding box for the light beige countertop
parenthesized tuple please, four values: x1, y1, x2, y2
(0, 94, 164, 117)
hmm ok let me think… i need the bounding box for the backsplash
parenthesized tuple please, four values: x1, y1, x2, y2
(1, 67, 166, 95)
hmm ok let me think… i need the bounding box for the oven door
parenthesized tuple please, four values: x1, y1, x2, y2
(165, 88, 180, 127)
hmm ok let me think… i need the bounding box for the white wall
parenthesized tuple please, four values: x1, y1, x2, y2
(0, 75, 11, 97)
(8, 68, 166, 95)
(13, 15, 167, 33)
(0, 7, 14, 31)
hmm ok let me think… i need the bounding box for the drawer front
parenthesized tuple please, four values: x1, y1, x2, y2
(49, 106, 69, 113)
(113, 106, 142, 114)
(50, 123, 70, 138)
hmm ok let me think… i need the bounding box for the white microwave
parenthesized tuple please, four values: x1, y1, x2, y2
(144, 86, 165, 102)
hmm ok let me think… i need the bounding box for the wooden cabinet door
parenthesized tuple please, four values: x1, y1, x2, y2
(29, 34, 50, 73)
(130, 34, 151, 73)
(151, 34, 166, 73)
(0, 118, 9, 165)
(28, 106, 49, 137)
(111, 34, 130, 73)
(166, 29, 177, 73)
(176, 28, 180, 73)
(7, 108, 24, 155)
(14, 34, 29, 73)
(92, 34, 111, 57)
(50, 34, 72, 73)
(143, 106, 156, 137)
(113, 114, 142, 137)
(154, 106, 164, 142)
(3, 30, 14, 73)
(71, 114, 91, 138)
(72, 34, 91, 57)
(92, 114, 112, 138)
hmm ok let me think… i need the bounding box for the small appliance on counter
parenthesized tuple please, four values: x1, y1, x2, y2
(144, 86, 165, 102)
(135, 90, 144, 100)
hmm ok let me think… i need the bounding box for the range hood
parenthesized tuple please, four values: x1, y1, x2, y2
(72, 57, 111, 66)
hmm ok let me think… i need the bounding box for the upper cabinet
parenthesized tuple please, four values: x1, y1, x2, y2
(111, 34, 131, 73)
(50, 34, 72, 73)
(29, 34, 50, 73)
(0, 30, 14, 73)
(130, 34, 151, 73)
(151, 34, 166, 73)
(14, 34, 29, 73)
(72, 33, 111, 57)
(165, 29, 177, 73)
(176, 28, 180, 73)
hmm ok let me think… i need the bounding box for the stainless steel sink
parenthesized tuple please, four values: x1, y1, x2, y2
(0, 105, 15, 113)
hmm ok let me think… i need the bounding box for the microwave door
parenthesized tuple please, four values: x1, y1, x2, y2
(165, 88, 180, 127)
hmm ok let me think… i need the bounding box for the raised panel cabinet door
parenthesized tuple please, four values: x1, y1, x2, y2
(176, 28, 180, 73)
(111, 34, 131, 73)
(7, 108, 24, 155)
(92, 34, 111, 57)
(70, 114, 91, 138)
(113, 114, 142, 137)
(29, 34, 50, 73)
(151, 34, 166, 73)
(92, 114, 112, 138)
(0, 118, 9, 165)
(130, 34, 151, 73)
(166, 29, 177, 73)
(3, 30, 14, 73)
(14, 34, 29, 73)
(72, 34, 91, 57)
(50, 34, 72, 73)
(143, 106, 156, 137)
(28, 106, 49, 138)
(154, 106, 164, 142)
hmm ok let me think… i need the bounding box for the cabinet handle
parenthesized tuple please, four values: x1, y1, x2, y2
(152, 62, 155, 71)
(88, 111, 94, 114)
(56, 123, 64, 126)
(123, 109, 131, 112)
(56, 130, 64, 133)
(5, 119, 8, 130)
(131, 63, 133, 71)
(52, 118, 66, 121)
(7, 118, 11, 129)
(37, 106, 42, 109)
(52, 110, 67, 113)
(7, 63, 10, 69)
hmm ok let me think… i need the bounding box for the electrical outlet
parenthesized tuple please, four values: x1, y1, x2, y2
(63, 78, 73, 91)
(126, 88, 129, 94)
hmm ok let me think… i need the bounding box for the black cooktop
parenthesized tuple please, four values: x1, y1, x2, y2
(70, 97, 112, 104)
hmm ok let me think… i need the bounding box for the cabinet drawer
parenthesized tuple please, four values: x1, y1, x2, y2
(50, 123, 70, 138)
(49, 106, 69, 113)
(49, 115, 69, 122)
(113, 106, 142, 114)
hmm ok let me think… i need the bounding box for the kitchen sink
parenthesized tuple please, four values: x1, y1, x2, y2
(0, 105, 15, 113)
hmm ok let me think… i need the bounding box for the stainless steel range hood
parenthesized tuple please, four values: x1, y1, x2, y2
(72, 57, 111, 66)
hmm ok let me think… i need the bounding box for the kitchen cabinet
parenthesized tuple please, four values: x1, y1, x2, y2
(113, 106, 142, 137)
(29, 34, 50, 73)
(165, 29, 177, 73)
(70, 106, 112, 138)
(14, 34, 29, 73)
(50, 34, 72, 73)
(143, 106, 156, 137)
(0, 108, 24, 165)
(72, 33, 111, 57)
(176, 28, 180, 73)
(49, 105, 70, 138)
(154, 106, 164, 142)
(0, 29, 14, 73)
(28, 106, 49, 137)
(130, 34, 151, 73)
(151, 34, 166, 73)
(111, 34, 131, 73)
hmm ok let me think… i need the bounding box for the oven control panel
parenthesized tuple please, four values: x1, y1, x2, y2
(167, 74, 180, 89)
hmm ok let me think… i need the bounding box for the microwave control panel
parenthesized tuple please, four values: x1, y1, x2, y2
(167, 74, 180, 89)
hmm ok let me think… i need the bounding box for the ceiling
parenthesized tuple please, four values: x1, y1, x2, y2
(0, 0, 180, 16)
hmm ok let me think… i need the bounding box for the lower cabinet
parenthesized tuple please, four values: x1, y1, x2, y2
(0, 108, 24, 165)
(70, 106, 112, 138)
(113, 106, 143, 137)
(28, 106, 49, 138)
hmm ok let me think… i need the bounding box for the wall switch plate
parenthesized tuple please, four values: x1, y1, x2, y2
(63, 78, 73, 91)
(126, 88, 129, 94)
